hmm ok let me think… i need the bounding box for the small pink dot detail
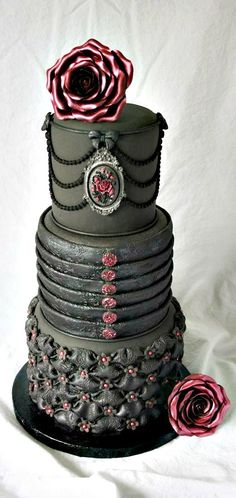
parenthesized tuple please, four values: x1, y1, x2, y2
(148, 374, 156, 382)
(81, 394, 89, 401)
(102, 283, 117, 295)
(101, 269, 116, 281)
(80, 370, 88, 378)
(102, 296, 117, 308)
(102, 252, 117, 267)
(101, 355, 109, 364)
(105, 407, 113, 415)
(45, 407, 54, 416)
(103, 311, 117, 324)
(102, 328, 117, 339)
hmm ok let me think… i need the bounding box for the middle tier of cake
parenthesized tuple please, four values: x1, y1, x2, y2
(36, 206, 174, 341)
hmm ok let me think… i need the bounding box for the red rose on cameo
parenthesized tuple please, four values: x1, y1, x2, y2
(168, 374, 231, 437)
(46, 38, 133, 122)
(91, 167, 118, 206)
(95, 179, 113, 195)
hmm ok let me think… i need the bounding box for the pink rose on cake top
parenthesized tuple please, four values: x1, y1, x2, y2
(46, 38, 133, 122)
(168, 373, 231, 437)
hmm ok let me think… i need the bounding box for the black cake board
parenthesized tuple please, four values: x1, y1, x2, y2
(12, 363, 180, 459)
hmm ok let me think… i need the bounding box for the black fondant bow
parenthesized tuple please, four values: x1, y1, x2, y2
(88, 130, 119, 150)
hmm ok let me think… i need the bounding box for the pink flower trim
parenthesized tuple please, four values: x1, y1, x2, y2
(168, 373, 231, 437)
(102, 252, 117, 267)
(101, 269, 116, 281)
(102, 283, 117, 295)
(102, 328, 117, 339)
(103, 311, 117, 324)
(101, 296, 117, 309)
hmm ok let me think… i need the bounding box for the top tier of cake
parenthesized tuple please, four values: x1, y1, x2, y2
(45, 103, 167, 235)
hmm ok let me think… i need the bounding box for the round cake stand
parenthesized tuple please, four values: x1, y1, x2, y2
(12, 363, 188, 458)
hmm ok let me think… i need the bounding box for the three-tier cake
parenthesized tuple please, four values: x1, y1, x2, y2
(13, 39, 189, 457)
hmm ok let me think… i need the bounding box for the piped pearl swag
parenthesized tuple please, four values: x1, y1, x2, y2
(42, 112, 167, 213)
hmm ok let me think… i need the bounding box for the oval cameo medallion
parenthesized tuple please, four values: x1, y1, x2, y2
(84, 148, 125, 215)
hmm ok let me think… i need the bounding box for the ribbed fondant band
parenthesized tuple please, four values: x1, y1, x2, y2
(35, 301, 176, 353)
(37, 265, 172, 307)
(37, 255, 173, 293)
(38, 289, 171, 338)
(35, 206, 174, 339)
(36, 232, 174, 279)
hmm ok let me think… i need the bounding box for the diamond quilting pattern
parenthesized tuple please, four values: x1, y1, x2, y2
(26, 296, 186, 434)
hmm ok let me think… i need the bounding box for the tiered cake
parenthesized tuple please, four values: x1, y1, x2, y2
(14, 39, 191, 455)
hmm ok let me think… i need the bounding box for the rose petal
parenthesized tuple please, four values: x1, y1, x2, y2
(173, 417, 195, 436)
(113, 49, 133, 87)
(205, 382, 226, 405)
(178, 389, 196, 413)
(52, 77, 66, 110)
(64, 61, 100, 93)
(71, 105, 108, 122)
(54, 46, 89, 76)
(168, 392, 180, 421)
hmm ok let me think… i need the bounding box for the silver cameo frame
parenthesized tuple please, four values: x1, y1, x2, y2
(83, 147, 125, 216)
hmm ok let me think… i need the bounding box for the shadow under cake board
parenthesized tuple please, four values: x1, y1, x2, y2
(12, 363, 190, 458)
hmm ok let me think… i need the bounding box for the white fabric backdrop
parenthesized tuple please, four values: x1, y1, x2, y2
(1, 0, 236, 497)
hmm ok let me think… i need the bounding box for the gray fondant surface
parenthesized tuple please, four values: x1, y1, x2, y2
(50, 104, 163, 233)
(40, 206, 172, 251)
(53, 104, 157, 133)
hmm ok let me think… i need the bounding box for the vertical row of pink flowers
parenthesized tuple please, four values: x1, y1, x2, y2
(101, 252, 118, 339)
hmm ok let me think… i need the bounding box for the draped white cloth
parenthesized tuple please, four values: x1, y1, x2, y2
(1, 1, 236, 497)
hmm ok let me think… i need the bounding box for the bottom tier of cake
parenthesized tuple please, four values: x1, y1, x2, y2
(25, 295, 187, 436)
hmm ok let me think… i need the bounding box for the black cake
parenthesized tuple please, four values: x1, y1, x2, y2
(13, 39, 189, 457)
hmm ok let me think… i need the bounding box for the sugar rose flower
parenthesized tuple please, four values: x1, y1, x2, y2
(46, 38, 133, 122)
(168, 374, 230, 437)
(95, 179, 113, 195)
